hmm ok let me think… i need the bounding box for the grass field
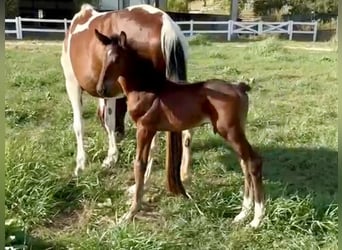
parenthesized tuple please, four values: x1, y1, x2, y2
(5, 38, 337, 249)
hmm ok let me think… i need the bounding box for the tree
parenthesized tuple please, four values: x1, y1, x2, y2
(253, 0, 338, 16)
(5, 0, 18, 18)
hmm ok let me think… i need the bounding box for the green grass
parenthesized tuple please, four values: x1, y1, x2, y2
(5, 39, 337, 249)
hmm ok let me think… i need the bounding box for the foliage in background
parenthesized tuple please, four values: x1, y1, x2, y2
(167, 0, 189, 12)
(253, 0, 338, 16)
(5, 0, 18, 18)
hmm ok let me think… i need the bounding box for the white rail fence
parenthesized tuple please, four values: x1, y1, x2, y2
(5, 17, 318, 41)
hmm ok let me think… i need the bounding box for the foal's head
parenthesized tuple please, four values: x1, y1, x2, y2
(94, 29, 128, 97)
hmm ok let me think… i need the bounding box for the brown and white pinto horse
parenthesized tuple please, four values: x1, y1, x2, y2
(94, 30, 265, 228)
(60, 4, 192, 193)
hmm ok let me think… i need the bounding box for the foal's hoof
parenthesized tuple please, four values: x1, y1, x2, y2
(117, 212, 134, 226)
(248, 218, 262, 229)
(232, 211, 249, 224)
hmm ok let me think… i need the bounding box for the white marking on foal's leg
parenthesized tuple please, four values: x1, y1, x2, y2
(102, 98, 119, 168)
(127, 133, 159, 196)
(180, 129, 192, 184)
(233, 159, 253, 223)
(65, 81, 86, 176)
(233, 195, 253, 223)
(249, 201, 265, 228)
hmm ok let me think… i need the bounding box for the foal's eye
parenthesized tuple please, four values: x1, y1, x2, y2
(112, 55, 119, 63)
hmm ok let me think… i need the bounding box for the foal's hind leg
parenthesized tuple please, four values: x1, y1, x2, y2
(222, 125, 265, 228)
(127, 132, 159, 196)
(65, 80, 86, 176)
(118, 127, 156, 224)
(99, 98, 119, 168)
(232, 159, 253, 223)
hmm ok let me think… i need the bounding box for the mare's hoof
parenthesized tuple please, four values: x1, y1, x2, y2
(102, 153, 119, 168)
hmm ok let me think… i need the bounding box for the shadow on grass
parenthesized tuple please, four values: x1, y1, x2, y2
(191, 136, 337, 206)
(6, 226, 67, 250)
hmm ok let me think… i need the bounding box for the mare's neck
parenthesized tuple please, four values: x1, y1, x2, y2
(121, 49, 167, 94)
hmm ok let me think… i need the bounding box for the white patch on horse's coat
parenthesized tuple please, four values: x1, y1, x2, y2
(249, 201, 264, 228)
(72, 10, 107, 35)
(126, 4, 162, 14)
(233, 195, 253, 223)
(80, 4, 95, 14)
(127, 4, 188, 62)
(98, 98, 106, 110)
(160, 14, 189, 66)
(180, 129, 192, 184)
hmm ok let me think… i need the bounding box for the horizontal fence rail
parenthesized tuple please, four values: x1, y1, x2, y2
(5, 17, 318, 41)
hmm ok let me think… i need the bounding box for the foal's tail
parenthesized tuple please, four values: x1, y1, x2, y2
(160, 12, 188, 197)
(235, 81, 251, 131)
(237, 81, 251, 93)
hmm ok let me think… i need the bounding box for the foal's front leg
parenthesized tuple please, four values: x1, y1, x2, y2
(118, 126, 156, 224)
(127, 133, 159, 197)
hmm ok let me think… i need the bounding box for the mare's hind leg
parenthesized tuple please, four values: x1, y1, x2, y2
(180, 129, 192, 185)
(219, 125, 264, 228)
(99, 98, 119, 168)
(118, 127, 156, 224)
(127, 132, 159, 197)
(65, 80, 86, 176)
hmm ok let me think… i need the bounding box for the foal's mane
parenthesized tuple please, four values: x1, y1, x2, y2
(112, 34, 167, 92)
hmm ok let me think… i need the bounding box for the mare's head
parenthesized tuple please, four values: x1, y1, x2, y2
(94, 29, 128, 97)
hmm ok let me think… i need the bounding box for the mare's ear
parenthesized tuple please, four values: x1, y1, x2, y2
(119, 31, 127, 48)
(94, 29, 111, 45)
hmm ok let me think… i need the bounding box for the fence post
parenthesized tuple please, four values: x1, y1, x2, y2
(258, 21, 262, 35)
(313, 21, 318, 42)
(15, 17, 20, 39)
(64, 18, 68, 33)
(190, 19, 194, 37)
(227, 20, 231, 41)
(288, 20, 293, 40)
(18, 16, 23, 39)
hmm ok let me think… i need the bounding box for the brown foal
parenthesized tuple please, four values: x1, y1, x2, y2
(94, 30, 265, 228)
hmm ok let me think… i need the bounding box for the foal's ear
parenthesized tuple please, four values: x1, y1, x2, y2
(119, 31, 127, 48)
(94, 29, 111, 46)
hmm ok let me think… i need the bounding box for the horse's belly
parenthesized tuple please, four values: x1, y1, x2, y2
(155, 109, 208, 131)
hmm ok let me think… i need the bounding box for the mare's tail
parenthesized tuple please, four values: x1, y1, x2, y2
(160, 12, 188, 197)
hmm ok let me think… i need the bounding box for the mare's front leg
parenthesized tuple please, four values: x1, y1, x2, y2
(99, 98, 119, 168)
(118, 126, 156, 224)
(65, 80, 86, 176)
